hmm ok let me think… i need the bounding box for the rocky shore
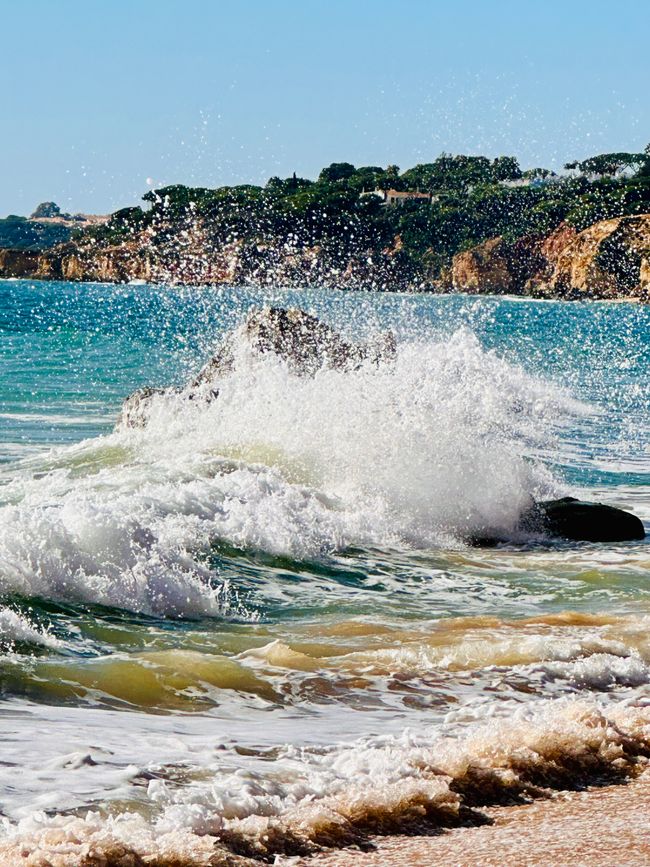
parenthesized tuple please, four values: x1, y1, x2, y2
(1, 213, 648, 301)
(451, 213, 650, 301)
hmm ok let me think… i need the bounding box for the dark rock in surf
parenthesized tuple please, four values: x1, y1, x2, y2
(118, 306, 396, 428)
(519, 496, 645, 543)
(193, 306, 396, 382)
(118, 386, 171, 429)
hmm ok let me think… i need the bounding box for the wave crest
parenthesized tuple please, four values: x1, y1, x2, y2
(0, 318, 581, 615)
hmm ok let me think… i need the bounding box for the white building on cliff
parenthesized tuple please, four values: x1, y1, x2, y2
(360, 189, 433, 205)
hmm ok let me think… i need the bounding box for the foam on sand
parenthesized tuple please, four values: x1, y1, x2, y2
(0, 698, 648, 864)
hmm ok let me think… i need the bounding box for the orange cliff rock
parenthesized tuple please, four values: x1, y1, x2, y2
(0, 248, 42, 277)
(451, 215, 650, 300)
(451, 237, 514, 294)
(544, 215, 650, 299)
(2, 214, 649, 298)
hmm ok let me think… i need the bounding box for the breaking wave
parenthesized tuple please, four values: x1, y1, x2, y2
(0, 606, 60, 650)
(0, 324, 580, 616)
(1, 282, 648, 867)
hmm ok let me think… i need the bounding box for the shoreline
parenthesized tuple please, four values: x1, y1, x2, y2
(0, 274, 646, 304)
(1, 210, 649, 302)
(296, 770, 650, 866)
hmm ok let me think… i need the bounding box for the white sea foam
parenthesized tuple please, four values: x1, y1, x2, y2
(539, 653, 650, 690)
(140, 326, 576, 541)
(0, 412, 116, 425)
(0, 324, 582, 615)
(0, 607, 60, 649)
(336, 629, 644, 674)
(0, 697, 648, 864)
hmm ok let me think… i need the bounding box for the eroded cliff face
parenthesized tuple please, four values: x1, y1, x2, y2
(0, 240, 239, 285)
(0, 249, 41, 277)
(451, 238, 513, 294)
(451, 215, 650, 300)
(1, 214, 649, 299)
(0, 233, 414, 289)
(543, 215, 650, 299)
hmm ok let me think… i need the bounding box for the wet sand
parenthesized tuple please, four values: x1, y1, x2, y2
(298, 770, 650, 866)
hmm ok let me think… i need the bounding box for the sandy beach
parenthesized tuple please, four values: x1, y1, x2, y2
(298, 770, 650, 866)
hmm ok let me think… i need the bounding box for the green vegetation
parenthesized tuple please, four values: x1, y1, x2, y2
(75, 146, 650, 285)
(31, 201, 61, 219)
(564, 151, 647, 178)
(0, 214, 71, 250)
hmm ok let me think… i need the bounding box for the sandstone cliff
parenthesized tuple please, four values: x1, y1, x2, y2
(1, 213, 649, 300)
(0, 234, 416, 290)
(0, 249, 42, 277)
(541, 215, 650, 299)
(451, 215, 650, 300)
(451, 237, 513, 294)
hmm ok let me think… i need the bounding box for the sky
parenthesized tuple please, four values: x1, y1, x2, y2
(1, 0, 649, 216)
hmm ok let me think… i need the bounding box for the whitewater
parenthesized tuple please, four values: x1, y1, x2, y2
(0, 279, 648, 865)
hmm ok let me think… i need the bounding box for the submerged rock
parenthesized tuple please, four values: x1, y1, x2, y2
(520, 496, 645, 543)
(118, 306, 396, 428)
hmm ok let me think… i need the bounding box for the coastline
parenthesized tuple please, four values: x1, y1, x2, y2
(296, 770, 650, 867)
(0, 209, 649, 302)
(3, 4, 650, 866)
(0, 273, 647, 304)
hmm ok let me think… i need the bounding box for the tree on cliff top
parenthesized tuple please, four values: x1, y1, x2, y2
(400, 154, 521, 192)
(31, 202, 61, 219)
(522, 167, 556, 180)
(491, 156, 522, 181)
(318, 162, 356, 183)
(566, 152, 646, 179)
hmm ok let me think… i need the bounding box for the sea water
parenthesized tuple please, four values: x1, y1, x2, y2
(0, 279, 648, 863)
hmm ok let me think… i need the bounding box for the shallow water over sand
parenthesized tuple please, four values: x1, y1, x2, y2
(0, 280, 648, 863)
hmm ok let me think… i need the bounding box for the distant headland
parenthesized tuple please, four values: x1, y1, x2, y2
(1, 147, 649, 299)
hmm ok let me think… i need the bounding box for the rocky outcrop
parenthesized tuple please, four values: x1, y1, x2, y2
(194, 306, 396, 382)
(520, 497, 645, 543)
(0, 249, 41, 277)
(0, 239, 237, 285)
(0, 211, 418, 290)
(539, 215, 650, 299)
(118, 307, 397, 428)
(451, 235, 550, 296)
(35, 242, 157, 283)
(2, 211, 649, 300)
(451, 237, 513, 293)
(539, 222, 578, 262)
(451, 215, 650, 300)
(517, 223, 578, 294)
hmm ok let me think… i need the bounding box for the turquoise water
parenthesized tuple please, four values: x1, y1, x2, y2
(0, 279, 648, 862)
(2, 280, 648, 478)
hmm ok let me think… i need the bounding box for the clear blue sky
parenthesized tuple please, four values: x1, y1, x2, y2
(2, 0, 648, 216)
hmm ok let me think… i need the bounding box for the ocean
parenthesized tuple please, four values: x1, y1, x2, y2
(0, 278, 648, 864)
